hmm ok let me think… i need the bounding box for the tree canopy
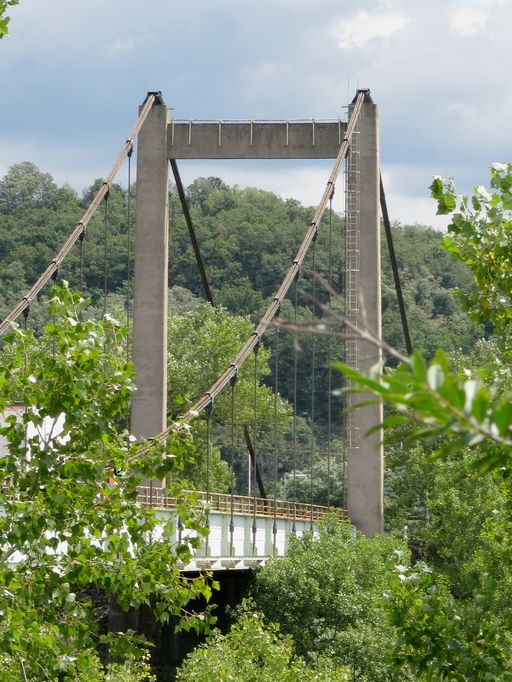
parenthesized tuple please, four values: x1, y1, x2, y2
(177, 605, 350, 682)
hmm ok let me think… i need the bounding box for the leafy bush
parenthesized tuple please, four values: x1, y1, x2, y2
(253, 518, 413, 681)
(176, 605, 350, 682)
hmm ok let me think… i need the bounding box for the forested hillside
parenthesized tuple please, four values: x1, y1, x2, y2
(0, 162, 484, 499)
(0, 162, 482, 358)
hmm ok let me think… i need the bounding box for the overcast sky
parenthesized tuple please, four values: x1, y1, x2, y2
(1, 0, 511, 228)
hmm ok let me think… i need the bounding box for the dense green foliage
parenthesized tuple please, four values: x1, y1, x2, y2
(168, 302, 292, 493)
(385, 561, 512, 681)
(381, 223, 481, 358)
(1, 160, 508, 679)
(329, 164, 512, 678)
(252, 519, 412, 681)
(432, 164, 512, 339)
(176, 606, 350, 682)
(0, 286, 215, 679)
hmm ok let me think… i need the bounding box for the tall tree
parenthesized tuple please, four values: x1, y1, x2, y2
(332, 164, 512, 677)
(0, 285, 214, 679)
(0, 162, 57, 211)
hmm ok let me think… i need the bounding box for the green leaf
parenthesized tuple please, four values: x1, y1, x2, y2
(430, 177, 457, 214)
(427, 364, 444, 391)
(411, 353, 428, 382)
(492, 401, 512, 437)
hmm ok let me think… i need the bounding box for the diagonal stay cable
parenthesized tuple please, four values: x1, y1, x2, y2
(169, 159, 215, 305)
(0, 92, 162, 337)
(184, 91, 364, 417)
(380, 174, 413, 355)
(134, 91, 366, 458)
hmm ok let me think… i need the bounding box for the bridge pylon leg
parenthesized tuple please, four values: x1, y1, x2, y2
(346, 91, 384, 537)
(109, 93, 169, 639)
(131, 93, 169, 446)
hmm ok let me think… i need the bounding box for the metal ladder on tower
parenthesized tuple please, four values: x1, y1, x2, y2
(344, 120, 360, 450)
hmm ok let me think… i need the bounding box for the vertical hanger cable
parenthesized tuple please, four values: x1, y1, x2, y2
(252, 344, 259, 555)
(273, 324, 279, 554)
(229, 377, 236, 556)
(126, 145, 133, 362)
(327, 185, 334, 506)
(103, 188, 110, 317)
(309, 234, 317, 530)
(292, 276, 298, 533)
(204, 400, 213, 556)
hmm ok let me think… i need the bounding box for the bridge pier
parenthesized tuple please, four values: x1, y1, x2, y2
(110, 93, 170, 638)
(131, 92, 169, 441)
(346, 91, 384, 537)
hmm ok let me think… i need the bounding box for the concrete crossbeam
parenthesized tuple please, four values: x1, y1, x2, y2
(168, 121, 346, 159)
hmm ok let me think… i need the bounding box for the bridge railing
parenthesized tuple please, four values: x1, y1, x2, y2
(137, 486, 347, 522)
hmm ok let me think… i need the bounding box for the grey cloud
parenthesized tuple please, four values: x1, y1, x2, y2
(1, 0, 511, 225)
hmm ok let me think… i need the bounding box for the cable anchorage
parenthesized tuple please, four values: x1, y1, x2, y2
(229, 366, 238, 386)
(204, 395, 214, 418)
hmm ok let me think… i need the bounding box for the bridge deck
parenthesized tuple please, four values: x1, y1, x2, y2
(138, 487, 348, 571)
(138, 487, 346, 522)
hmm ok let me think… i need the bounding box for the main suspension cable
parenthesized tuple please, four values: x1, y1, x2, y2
(0, 92, 161, 337)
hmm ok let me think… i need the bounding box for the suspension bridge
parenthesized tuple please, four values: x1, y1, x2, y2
(0, 89, 411, 570)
